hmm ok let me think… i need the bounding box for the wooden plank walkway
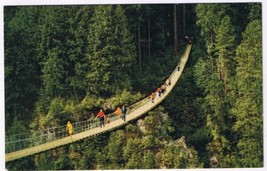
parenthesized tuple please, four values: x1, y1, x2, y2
(6, 44, 192, 162)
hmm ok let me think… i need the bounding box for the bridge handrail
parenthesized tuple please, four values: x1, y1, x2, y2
(5, 86, 152, 153)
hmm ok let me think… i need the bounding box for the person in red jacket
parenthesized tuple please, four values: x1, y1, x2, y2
(96, 109, 106, 128)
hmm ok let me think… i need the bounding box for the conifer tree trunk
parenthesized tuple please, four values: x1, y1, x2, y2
(210, 31, 215, 72)
(138, 21, 142, 74)
(183, 4, 185, 35)
(174, 4, 179, 54)
(148, 6, 151, 62)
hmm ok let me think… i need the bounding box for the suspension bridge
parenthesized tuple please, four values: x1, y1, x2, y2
(5, 44, 192, 162)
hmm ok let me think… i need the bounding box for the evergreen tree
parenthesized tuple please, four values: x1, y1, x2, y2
(68, 136, 105, 169)
(67, 6, 94, 97)
(195, 4, 240, 167)
(142, 150, 156, 169)
(207, 16, 237, 167)
(86, 5, 136, 96)
(215, 15, 236, 96)
(123, 138, 143, 169)
(98, 130, 126, 169)
(34, 146, 71, 170)
(4, 7, 41, 128)
(247, 3, 261, 22)
(42, 48, 65, 97)
(196, 4, 230, 71)
(231, 20, 263, 167)
(38, 6, 78, 98)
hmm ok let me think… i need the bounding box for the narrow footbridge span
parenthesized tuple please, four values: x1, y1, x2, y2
(6, 44, 192, 162)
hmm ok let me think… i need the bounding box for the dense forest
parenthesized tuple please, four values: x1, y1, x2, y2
(4, 3, 262, 170)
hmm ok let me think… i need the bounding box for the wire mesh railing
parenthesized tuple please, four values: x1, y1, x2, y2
(5, 96, 151, 154)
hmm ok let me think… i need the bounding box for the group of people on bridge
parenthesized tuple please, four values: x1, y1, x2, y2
(95, 103, 128, 128)
(185, 35, 193, 44)
(66, 104, 128, 136)
(148, 37, 192, 104)
(65, 44, 189, 136)
(149, 70, 176, 103)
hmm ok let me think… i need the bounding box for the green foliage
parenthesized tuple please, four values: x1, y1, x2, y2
(6, 119, 28, 136)
(4, 3, 263, 170)
(199, 69, 233, 167)
(144, 106, 174, 137)
(42, 49, 65, 97)
(195, 4, 251, 168)
(194, 57, 212, 93)
(67, 6, 94, 95)
(105, 89, 143, 110)
(231, 20, 262, 167)
(93, 106, 201, 169)
(141, 135, 155, 149)
(215, 15, 236, 83)
(247, 3, 261, 22)
(97, 130, 126, 169)
(6, 156, 34, 171)
(34, 152, 55, 170)
(68, 137, 105, 170)
(188, 127, 212, 148)
(86, 5, 136, 96)
(155, 143, 201, 169)
(79, 95, 104, 110)
(4, 6, 41, 128)
(123, 138, 143, 169)
(125, 124, 142, 138)
(132, 47, 179, 93)
(34, 147, 71, 170)
(143, 150, 156, 169)
(38, 97, 69, 127)
(196, 3, 230, 47)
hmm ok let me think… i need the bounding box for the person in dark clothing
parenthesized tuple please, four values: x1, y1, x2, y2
(122, 104, 127, 122)
(168, 78, 171, 86)
(161, 84, 166, 94)
(157, 87, 161, 97)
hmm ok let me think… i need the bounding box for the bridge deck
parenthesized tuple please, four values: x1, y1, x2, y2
(6, 44, 192, 162)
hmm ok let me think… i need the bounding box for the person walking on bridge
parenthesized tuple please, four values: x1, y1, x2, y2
(161, 84, 166, 94)
(96, 109, 106, 128)
(150, 92, 156, 103)
(122, 104, 127, 122)
(168, 78, 171, 86)
(66, 121, 73, 136)
(157, 87, 161, 97)
(114, 106, 122, 119)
